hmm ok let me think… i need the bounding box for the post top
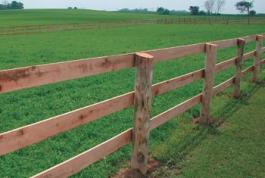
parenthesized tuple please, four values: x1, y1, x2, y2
(135, 52, 154, 60)
(205, 43, 218, 48)
(256, 35, 264, 41)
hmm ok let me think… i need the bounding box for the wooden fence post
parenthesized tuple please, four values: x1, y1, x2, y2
(200, 43, 217, 125)
(253, 35, 263, 82)
(233, 38, 245, 98)
(131, 52, 153, 175)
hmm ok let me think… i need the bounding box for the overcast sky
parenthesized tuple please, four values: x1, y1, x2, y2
(19, 0, 265, 14)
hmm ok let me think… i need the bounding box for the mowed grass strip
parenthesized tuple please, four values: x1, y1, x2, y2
(152, 73, 265, 178)
(0, 21, 265, 177)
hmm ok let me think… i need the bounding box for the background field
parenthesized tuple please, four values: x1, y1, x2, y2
(0, 9, 264, 178)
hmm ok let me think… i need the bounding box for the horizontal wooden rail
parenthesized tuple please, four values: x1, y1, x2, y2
(150, 94, 202, 129)
(0, 92, 134, 156)
(148, 43, 205, 63)
(215, 50, 256, 73)
(151, 69, 204, 96)
(241, 65, 254, 76)
(33, 93, 202, 178)
(0, 44, 205, 94)
(242, 50, 256, 61)
(262, 47, 265, 54)
(213, 38, 237, 49)
(212, 77, 235, 96)
(0, 54, 134, 94)
(32, 61, 263, 178)
(0, 69, 203, 156)
(215, 57, 235, 73)
(31, 129, 132, 178)
(1, 33, 264, 178)
(1, 34, 263, 94)
(213, 35, 257, 49)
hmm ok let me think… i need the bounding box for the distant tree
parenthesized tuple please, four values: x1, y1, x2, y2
(9, 1, 23, 9)
(0, 1, 23, 10)
(67, 7, 73, 10)
(235, 1, 253, 15)
(199, 10, 207, 15)
(156, 7, 170, 15)
(216, 0, 226, 14)
(189, 6, 200, 15)
(74, 7, 78, 10)
(205, 0, 216, 15)
(249, 10, 256, 16)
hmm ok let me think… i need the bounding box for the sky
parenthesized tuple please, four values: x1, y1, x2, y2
(18, 0, 265, 14)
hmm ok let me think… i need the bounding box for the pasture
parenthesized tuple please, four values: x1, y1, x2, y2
(0, 9, 265, 177)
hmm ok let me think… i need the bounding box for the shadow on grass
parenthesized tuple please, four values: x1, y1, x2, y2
(152, 80, 265, 177)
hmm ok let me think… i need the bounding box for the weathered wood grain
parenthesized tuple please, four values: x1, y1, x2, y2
(253, 35, 263, 82)
(148, 43, 205, 63)
(242, 50, 256, 62)
(241, 66, 254, 76)
(233, 38, 245, 98)
(131, 53, 153, 174)
(200, 43, 217, 125)
(0, 92, 134, 156)
(215, 57, 236, 73)
(150, 94, 202, 129)
(152, 69, 204, 96)
(0, 68, 204, 156)
(213, 77, 235, 96)
(31, 129, 132, 178)
(0, 54, 135, 94)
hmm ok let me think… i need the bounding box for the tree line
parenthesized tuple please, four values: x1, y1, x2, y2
(119, 0, 257, 17)
(0, 1, 24, 10)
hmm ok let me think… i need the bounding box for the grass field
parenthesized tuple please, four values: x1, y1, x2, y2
(152, 79, 265, 178)
(0, 9, 265, 178)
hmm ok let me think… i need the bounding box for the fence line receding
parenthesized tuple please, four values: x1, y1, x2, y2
(0, 33, 264, 178)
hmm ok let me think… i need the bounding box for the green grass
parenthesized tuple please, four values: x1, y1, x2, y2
(0, 10, 265, 178)
(0, 9, 264, 28)
(152, 73, 265, 178)
(0, 9, 163, 27)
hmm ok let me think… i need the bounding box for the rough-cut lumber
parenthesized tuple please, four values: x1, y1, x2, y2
(31, 129, 132, 178)
(0, 54, 135, 94)
(0, 34, 259, 94)
(242, 50, 256, 62)
(150, 94, 202, 129)
(0, 43, 205, 94)
(0, 92, 134, 156)
(215, 57, 236, 73)
(241, 66, 254, 76)
(243, 35, 257, 43)
(148, 43, 205, 62)
(152, 69, 204, 96)
(213, 38, 237, 49)
(262, 47, 265, 54)
(131, 53, 153, 174)
(213, 77, 235, 96)
(233, 38, 245, 98)
(213, 35, 256, 49)
(200, 43, 217, 125)
(253, 35, 263, 82)
(0, 68, 204, 156)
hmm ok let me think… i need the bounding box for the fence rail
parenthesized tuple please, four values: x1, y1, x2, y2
(0, 33, 264, 177)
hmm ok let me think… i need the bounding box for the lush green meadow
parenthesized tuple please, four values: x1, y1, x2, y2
(0, 9, 264, 178)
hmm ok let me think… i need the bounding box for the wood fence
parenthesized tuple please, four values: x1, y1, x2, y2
(0, 34, 264, 177)
(1, 17, 265, 36)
